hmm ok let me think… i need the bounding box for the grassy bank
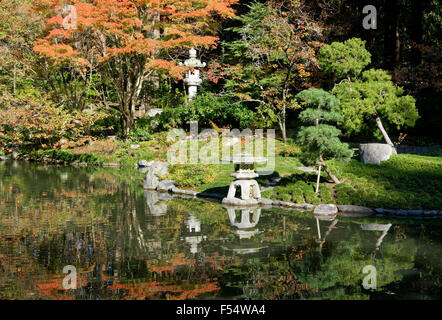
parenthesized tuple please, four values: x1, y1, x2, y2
(9, 133, 442, 210)
(24, 133, 170, 167)
(259, 153, 442, 210)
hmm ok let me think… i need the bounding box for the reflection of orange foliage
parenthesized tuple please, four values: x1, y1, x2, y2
(109, 253, 224, 300)
(147, 253, 192, 273)
(108, 281, 220, 300)
(35, 278, 74, 300)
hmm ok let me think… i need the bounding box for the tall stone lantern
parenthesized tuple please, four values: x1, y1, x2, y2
(180, 47, 206, 102)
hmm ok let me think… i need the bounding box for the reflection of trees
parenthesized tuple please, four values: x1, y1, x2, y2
(1, 161, 441, 300)
(226, 219, 421, 300)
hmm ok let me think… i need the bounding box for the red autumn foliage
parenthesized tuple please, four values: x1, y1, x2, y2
(33, 0, 238, 134)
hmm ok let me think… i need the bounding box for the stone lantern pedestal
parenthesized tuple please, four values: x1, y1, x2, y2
(222, 153, 267, 206)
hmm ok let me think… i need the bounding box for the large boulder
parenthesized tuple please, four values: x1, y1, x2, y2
(360, 143, 396, 165)
(314, 204, 338, 215)
(143, 161, 169, 190)
(157, 179, 176, 192)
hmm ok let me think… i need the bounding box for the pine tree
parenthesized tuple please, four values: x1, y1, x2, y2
(296, 88, 353, 192)
(319, 38, 419, 147)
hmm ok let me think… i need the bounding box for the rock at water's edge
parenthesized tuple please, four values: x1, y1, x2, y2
(157, 179, 176, 192)
(314, 204, 338, 215)
(338, 205, 374, 216)
(143, 161, 169, 190)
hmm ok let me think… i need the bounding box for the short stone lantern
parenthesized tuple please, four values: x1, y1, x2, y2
(180, 47, 206, 102)
(222, 153, 267, 206)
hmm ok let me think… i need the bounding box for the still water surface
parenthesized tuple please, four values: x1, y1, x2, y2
(0, 161, 441, 300)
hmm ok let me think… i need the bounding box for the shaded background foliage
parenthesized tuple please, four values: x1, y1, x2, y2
(0, 0, 440, 152)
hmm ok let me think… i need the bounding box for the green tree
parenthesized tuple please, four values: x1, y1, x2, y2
(319, 38, 419, 146)
(296, 88, 353, 189)
(319, 38, 371, 82)
(224, 1, 323, 142)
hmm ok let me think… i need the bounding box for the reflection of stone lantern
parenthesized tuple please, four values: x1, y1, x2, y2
(226, 206, 261, 239)
(180, 48, 206, 102)
(184, 215, 203, 254)
(222, 153, 267, 206)
(222, 205, 266, 254)
(186, 215, 201, 233)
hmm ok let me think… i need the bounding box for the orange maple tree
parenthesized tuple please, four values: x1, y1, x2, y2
(33, 0, 237, 134)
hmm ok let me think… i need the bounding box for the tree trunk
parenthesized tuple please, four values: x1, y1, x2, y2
(281, 123, 287, 143)
(383, 0, 400, 69)
(315, 164, 322, 193)
(118, 69, 146, 137)
(375, 116, 394, 147)
(13, 62, 16, 95)
(315, 119, 321, 192)
(122, 111, 135, 137)
(120, 94, 135, 136)
(278, 107, 287, 143)
(320, 156, 341, 184)
(410, 0, 424, 66)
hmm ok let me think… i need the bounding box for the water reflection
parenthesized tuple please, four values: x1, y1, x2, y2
(144, 190, 168, 216)
(225, 206, 261, 239)
(223, 205, 266, 255)
(0, 162, 441, 300)
(315, 216, 338, 252)
(184, 215, 204, 254)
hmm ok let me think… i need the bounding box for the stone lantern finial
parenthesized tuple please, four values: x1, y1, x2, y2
(189, 47, 197, 58)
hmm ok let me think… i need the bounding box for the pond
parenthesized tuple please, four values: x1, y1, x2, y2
(0, 161, 441, 300)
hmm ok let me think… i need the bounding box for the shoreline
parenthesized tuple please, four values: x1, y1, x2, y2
(147, 185, 442, 219)
(2, 157, 441, 217)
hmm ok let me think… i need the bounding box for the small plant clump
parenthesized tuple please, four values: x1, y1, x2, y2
(165, 164, 218, 188)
